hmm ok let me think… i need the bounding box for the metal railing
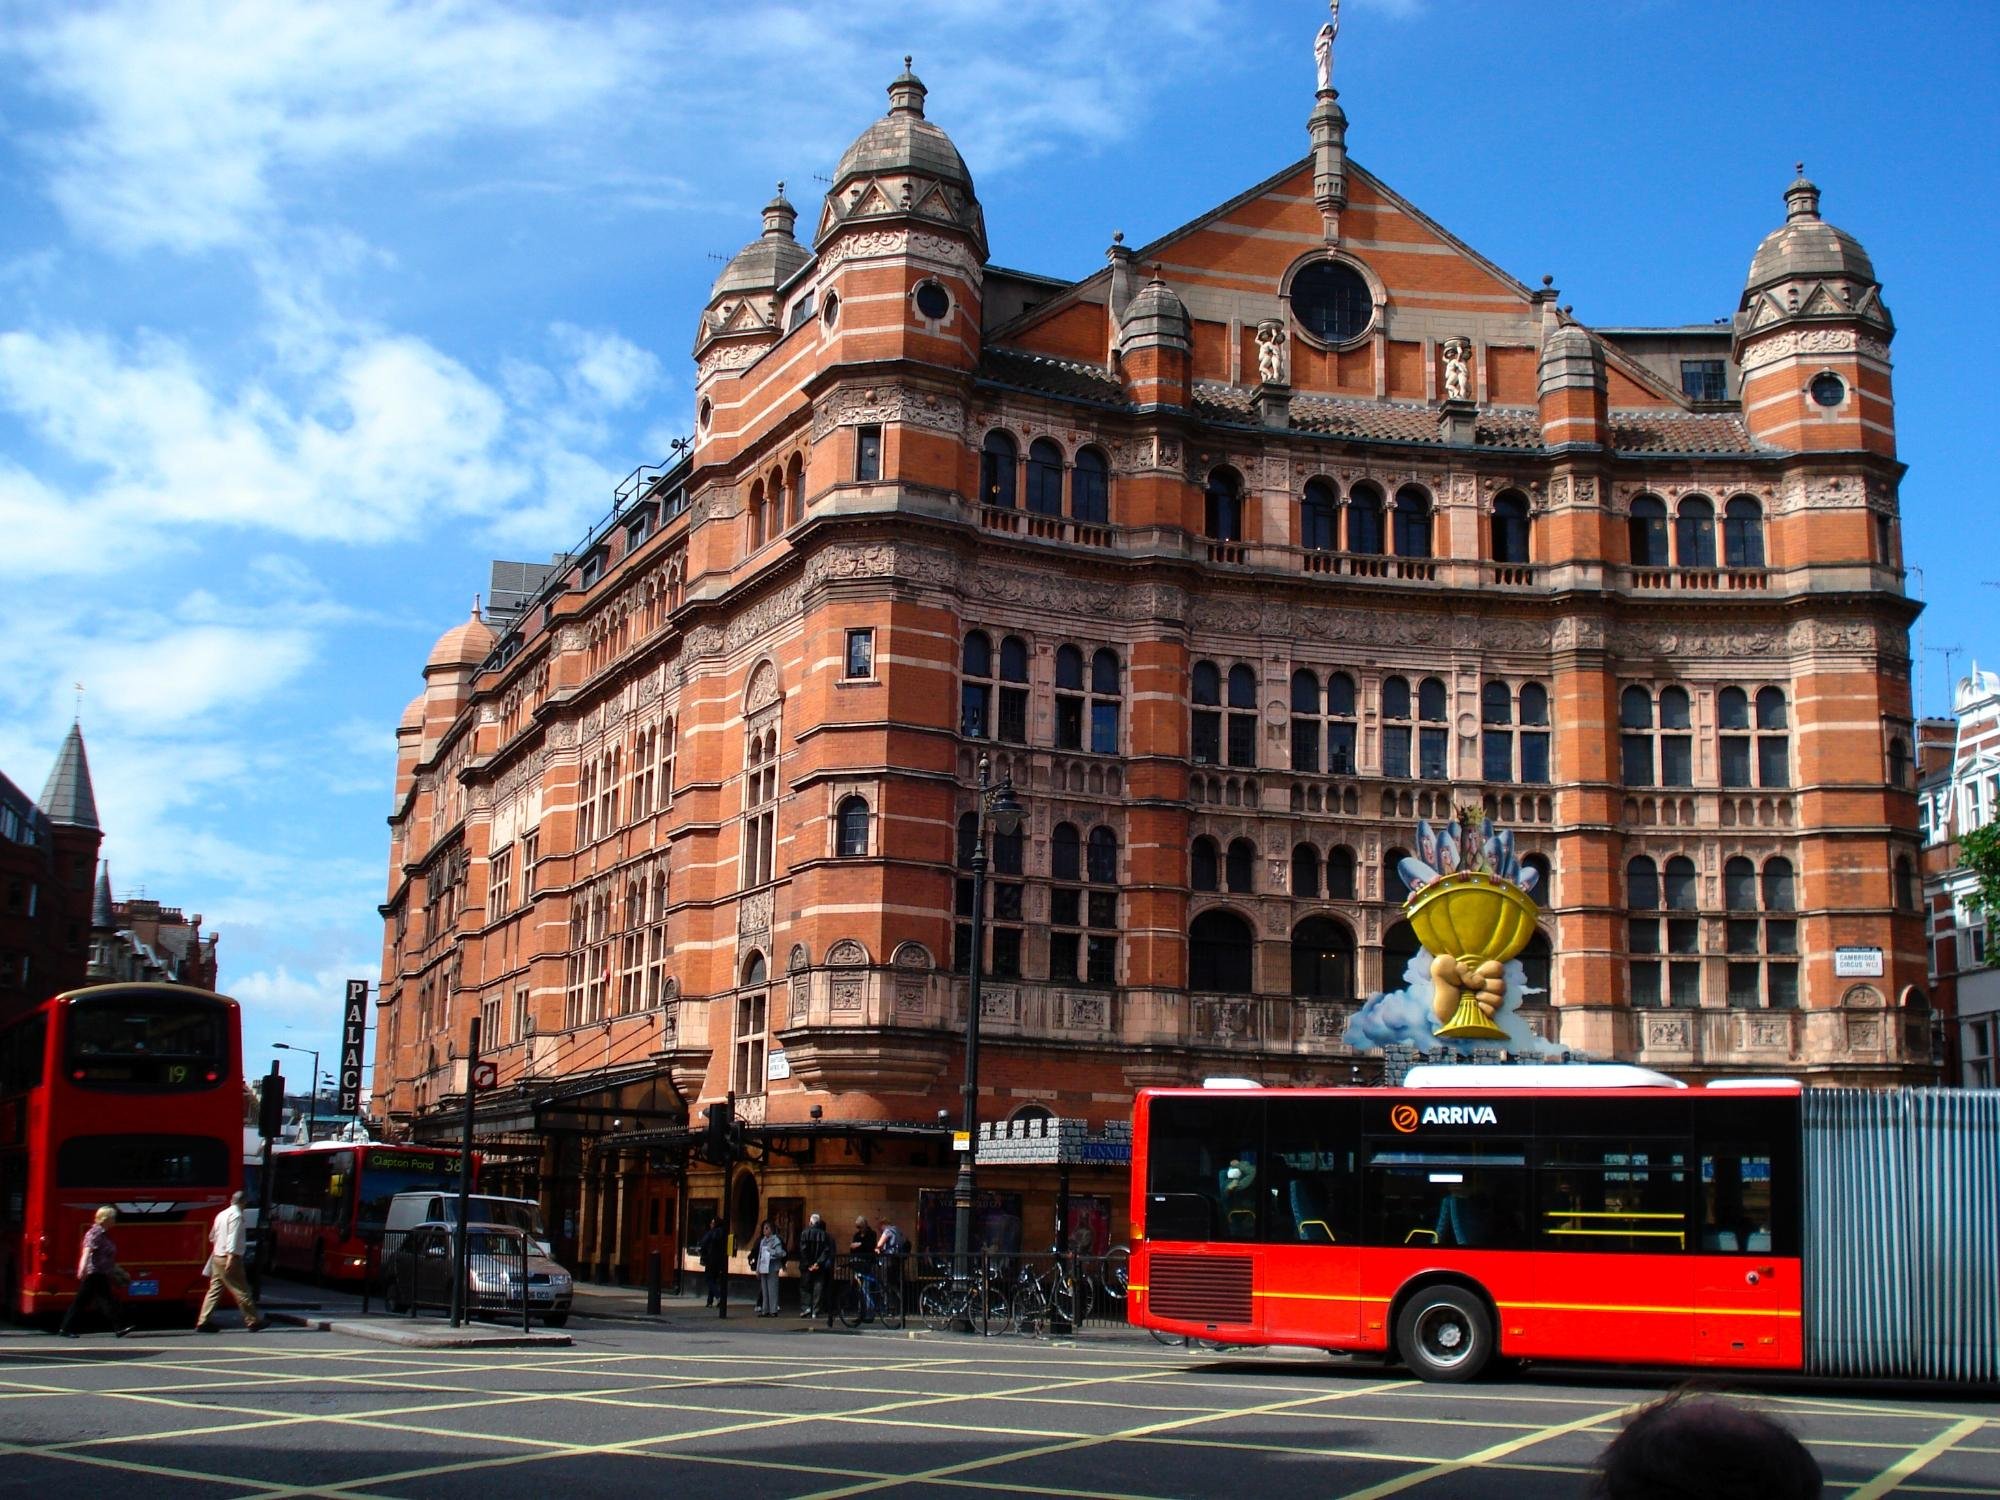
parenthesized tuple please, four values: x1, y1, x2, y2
(831, 1250, 1131, 1338)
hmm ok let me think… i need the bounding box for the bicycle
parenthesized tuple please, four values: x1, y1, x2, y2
(919, 1271, 1006, 1333)
(834, 1260, 903, 1330)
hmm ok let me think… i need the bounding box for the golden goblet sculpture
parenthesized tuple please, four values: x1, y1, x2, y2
(1404, 871, 1541, 1041)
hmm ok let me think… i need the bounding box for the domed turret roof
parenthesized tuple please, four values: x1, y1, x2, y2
(1117, 272, 1191, 353)
(709, 185, 810, 302)
(830, 60, 974, 196)
(1745, 171, 1877, 294)
(399, 692, 427, 731)
(425, 601, 496, 673)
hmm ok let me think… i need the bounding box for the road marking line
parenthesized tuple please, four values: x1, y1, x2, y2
(1331, 1399, 1647, 1500)
(1847, 1416, 1987, 1500)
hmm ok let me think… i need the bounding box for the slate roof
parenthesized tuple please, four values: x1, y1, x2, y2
(977, 349, 1762, 457)
(38, 723, 99, 831)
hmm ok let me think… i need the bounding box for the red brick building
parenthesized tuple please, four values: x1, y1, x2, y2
(0, 725, 103, 1023)
(375, 39, 1924, 1279)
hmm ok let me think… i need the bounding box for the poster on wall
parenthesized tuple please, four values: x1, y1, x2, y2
(1063, 1194, 1113, 1255)
(917, 1187, 1023, 1258)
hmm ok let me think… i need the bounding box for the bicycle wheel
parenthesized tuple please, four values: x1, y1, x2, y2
(1011, 1285, 1050, 1337)
(834, 1280, 865, 1329)
(1053, 1270, 1095, 1326)
(919, 1283, 954, 1333)
(878, 1285, 903, 1330)
(1101, 1245, 1130, 1303)
(1149, 1327, 1189, 1348)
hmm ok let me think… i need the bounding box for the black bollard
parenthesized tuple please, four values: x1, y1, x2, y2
(647, 1251, 662, 1316)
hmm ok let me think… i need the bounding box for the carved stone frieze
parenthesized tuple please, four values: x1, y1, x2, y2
(892, 941, 932, 970)
(896, 978, 927, 1014)
(810, 384, 966, 442)
(1063, 992, 1108, 1029)
(738, 888, 773, 938)
(1643, 1015, 1692, 1050)
(1609, 622, 1785, 660)
(827, 938, 869, 967)
(547, 720, 576, 749)
(1739, 326, 1891, 368)
(829, 977, 864, 1013)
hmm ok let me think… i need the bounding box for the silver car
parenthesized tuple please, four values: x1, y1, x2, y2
(383, 1221, 573, 1326)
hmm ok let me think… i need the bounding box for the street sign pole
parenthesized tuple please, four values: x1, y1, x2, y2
(450, 1015, 480, 1328)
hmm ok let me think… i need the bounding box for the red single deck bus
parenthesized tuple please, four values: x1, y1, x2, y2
(1133, 1068, 2000, 1384)
(268, 1141, 472, 1283)
(0, 983, 243, 1321)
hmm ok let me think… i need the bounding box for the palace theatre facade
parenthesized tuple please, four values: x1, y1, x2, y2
(374, 51, 1926, 1281)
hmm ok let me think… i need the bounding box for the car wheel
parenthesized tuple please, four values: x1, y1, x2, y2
(1395, 1285, 1493, 1383)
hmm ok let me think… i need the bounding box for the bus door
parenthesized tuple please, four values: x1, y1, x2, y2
(1691, 1144, 1794, 1366)
(1530, 1140, 1694, 1364)
(324, 1150, 357, 1240)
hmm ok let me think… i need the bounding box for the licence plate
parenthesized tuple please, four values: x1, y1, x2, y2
(128, 1279, 159, 1297)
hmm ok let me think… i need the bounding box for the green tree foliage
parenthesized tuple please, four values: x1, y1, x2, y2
(1960, 819, 2000, 965)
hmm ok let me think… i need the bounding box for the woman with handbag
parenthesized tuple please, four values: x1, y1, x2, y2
(59, 1206, 132, 1338)
(753, 1220, 786, 1316)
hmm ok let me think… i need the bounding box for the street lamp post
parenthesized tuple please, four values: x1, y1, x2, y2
(273, 1043, 320, 1140)
(952, 754, 1024, 1299)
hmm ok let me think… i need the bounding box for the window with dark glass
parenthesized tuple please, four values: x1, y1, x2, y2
(1192, 661, 1222, 764)
(856, 425, 882, 483)
(1090, 649, 1122, 753)
(1894, 855, 1915, 911)
(1481, 681, 1513, 783)
(1302, 479, 1337, 551)
(914, 280, 951, 319)
(1888, 736, 1910, 789)
(1719, 687, 1752, 787)
(1519, 683, 1550, 783)
(1189, 909, 1254, 993)
(834, 797, 869, 857)
(1383, 674, 1412, 779)
(1290, 915, 1354, 998)
(1676, 496, 1717, 569)
(1191, 836, 1220, 892)
(844, 628, 874, 680)
(1225, 838, 1256, 894)
(1492, 490, 1530, 564)
(1205, 467, 1244, 542)
(959, 631, 992, 738)
(1417, 676, 1448, 780)
(1292, 843, 1320, 897)
(980, 431, 1017, 508)
(1385, 849, 1413, 905)
(1291, 670, 1321, 771)
(1629, 495, 1669, 568)
(1226, 664, 1257, 767)
(1326, 672, 1357, 772)
(1681, 358, 1727, 401)
(1026, 438, 1064, 516)
(1659, 687, 1693, 787)
(1327, 845, 1356, 900)
(997, 635, 1029, 744)
(1393, 485, 1432, 559)
(1756, 688, 1790, 787)
(1072, 447, 1109, 523)
(1723, 496, 1765, 569)
(1347, 482, 1384, 555)
(1288, 258, 1372, 344)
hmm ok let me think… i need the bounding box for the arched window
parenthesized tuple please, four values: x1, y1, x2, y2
(1888, 736, 1910, 789)
(1203, 664, 1256, 767)
(1225, 838, 1256, 894)
(1292, 843, 1321, 897)
(994, 635, 1029, 744)
(1626, 685, 1690, 788)
(742, 951, 767, 986)
(1056, 644, 1082, 690)
(991, 823, 1024, 877)
(1492, 490, 1530, 564)
(1091, 648, 1120, 696)
(1728, 856, 1799, 1007)
(1205, 466, 1244, 542)
(1416, 677, 1449, 780)
(1724, 856, 1757, 911)
(1382, 675, 1413, 778)
(1627, 856, 1661, 910)
(1894, 855, 1915, 912)
(1481, 681, 1513, 783)
(786, 453, 805, 527)
(1723, 495, 1764, 569)
(1189, 909, 1254, 993)
(960, 631, 993, 739)
(1347, 482, 1385, 555)
(1386, 847, 1414, 904)
(1071, 446, 1109, 524)
(1675, 496, 1717, 569)
(980, 431, 1018, 508)
(1521, 853, 1552, 907)
(1383, 676, 1411, 718)
(1663, 856, 1697, 910)
(1026, 438, 1064, 516)
(1087, 826, 1118, 884)
(1000, 635, 1030, 683)
(1052, 822, 1081, 881)
(1393, 484, 1432, 558)
(1290, 669, 1321, 771)
(1326, 672, 1357, 773)
(1191, 837, 1220, 892)
(748, 478, 768, 548)
(1383, 920, 1421, 990)
(1629, 495, 1669, 567)
(956, 811, 978, 867)
(1327, 845, 1356, 899)
(1761, 857, 1795, 912)
(1756, 688, 1790, 786)
(1301, 479, 1338, 551)
(834, 796, 869, 857)
(1519, 929, 1552, 1000)
(1290, 915, 1355, 999)
(1191, 661, 1222, 764)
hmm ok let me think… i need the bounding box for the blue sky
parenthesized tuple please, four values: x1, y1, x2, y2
(1, 0, 1993, 1085)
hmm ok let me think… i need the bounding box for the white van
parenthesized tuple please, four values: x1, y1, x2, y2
(380, 1192, 551, 1268)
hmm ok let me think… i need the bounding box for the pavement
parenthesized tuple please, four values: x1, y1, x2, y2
(1, 1317, 1994, 1497)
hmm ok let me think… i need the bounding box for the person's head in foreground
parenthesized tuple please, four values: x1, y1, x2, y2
(1594, 1392, 1822, 1499)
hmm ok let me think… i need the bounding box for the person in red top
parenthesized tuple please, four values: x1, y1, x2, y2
(59, 1206, 131, 1338)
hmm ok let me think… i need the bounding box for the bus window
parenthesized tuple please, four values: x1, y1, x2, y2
(1265, 1099, 1359, 1244)
(325, 1150, 356, 1234)
(1700, 1148, 1774, 1253)
(1145, 1097, 1262, 1242)
(64, 993, 227, 1089)
(1364, 1146, 1527, 1249)
(56, 1134, 230, 1188)
(1537, 1142, 1690, 1252)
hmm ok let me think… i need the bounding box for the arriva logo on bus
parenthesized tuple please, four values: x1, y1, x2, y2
(1391, 1103, 1499, 1132)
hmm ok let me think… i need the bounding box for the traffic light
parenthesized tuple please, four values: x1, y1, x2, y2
(258, 1066, 285, 1140)
(704, 1099, 733, 1163)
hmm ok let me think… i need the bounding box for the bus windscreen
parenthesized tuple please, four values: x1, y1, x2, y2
(65, 996, 227, 1089)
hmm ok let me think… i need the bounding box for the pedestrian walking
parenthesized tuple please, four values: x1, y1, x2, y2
(197, 1191, 266, 1333)
(59, 1206, 130, 1338)
(697, 1217, 727, 1310)
(797, 1213, 833, 1318)
(875, 1217, 906, 1300)
(753, 1219, 786, 1316)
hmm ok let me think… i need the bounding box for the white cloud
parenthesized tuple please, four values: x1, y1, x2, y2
(552, 324, 661, 411)
(75, 624, 317, 730)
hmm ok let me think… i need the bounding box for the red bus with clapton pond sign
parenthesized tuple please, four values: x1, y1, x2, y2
(1131, 1067, 2000, 1383)
(267, 1141, 473, 1283)
(0, 983, 242, 1321)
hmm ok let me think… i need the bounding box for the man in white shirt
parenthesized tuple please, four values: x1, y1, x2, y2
(197, 1191, 265, 1332)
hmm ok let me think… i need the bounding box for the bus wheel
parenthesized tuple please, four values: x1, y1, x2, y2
(1395, 1286, 1492, 1383)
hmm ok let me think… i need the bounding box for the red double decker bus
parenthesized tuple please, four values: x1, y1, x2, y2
(1132, 1068, 2000, 1384)
(268, 1140, 471, 1283)
(0, 983, 242, 1321)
